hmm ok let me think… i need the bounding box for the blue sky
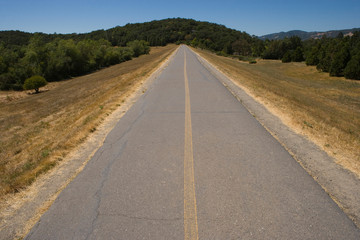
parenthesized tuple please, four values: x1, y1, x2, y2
(0, 0, 359, 36)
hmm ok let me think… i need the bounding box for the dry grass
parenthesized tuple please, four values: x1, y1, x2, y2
(0, 44, 177, 199)
(193, 48, 360, 177)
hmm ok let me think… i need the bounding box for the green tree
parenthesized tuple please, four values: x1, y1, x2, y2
(262, 40, 284, 59)
(21, 34, 46, 77)
(93, 39, 111, 68)
(316, 39, 334, 72)
(330, 44, 350, 76)
(282, 51, 292, 62)
(0, 43, 7, 74)
(0, 55, 6, 74)
(251, 40, 265, 57)
(118, 47, 134, 61)
(127, 40, 150, 57)
(191, 37, 199, 47)
(291, 46, 304, 62)
(344, 54, 360, 80)
(44, 39, 76, 80)
(232, 39, 251, 56)
(305, 46, 320, 65)
(288, 36, 302, 50)
(23, 75, 47, 93)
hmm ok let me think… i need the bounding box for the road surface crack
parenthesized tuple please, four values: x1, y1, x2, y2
(85, 141, 128, 240)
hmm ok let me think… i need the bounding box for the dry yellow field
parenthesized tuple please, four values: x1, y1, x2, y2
(0, 45, 177, 199)
(194, 48, 360, 177)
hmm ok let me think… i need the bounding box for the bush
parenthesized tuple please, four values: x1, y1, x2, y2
(23, 75, 47, 93)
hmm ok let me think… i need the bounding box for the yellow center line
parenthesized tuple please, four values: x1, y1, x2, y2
(183, 49, 199, 240)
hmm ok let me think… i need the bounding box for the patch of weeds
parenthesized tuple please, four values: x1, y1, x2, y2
(14, 149, 22, 155)
(40, 161, 57, 174)
(22, 162, 35, 171)
(249, 60, 257, 64)
(90, 127, 96, 133)
(78, 136, 87, 143)
(83, 116, 92, 125)
(33, 121, 49, 133)
(35, 161, 57, 178)
(216, 51, 228, 57)
(41, 149, 51, 158)
(25, 176, 36, 185)
(9, 170, 22, 181)
(40, 121, 50, 128)
(99, 105, 104, 110)
(303, 121, 313, 128)
(324, 144, 330, 148)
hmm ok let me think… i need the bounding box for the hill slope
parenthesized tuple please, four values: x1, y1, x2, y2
(260, 28, 360, 40)
(0, 18, 254, 49)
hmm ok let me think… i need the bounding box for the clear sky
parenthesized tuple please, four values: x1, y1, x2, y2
(0, 0, 359, 36)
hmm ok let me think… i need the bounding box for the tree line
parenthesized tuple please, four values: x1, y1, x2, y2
(1, 18, 359, 90)
(0, 35, 149, 90)
(305, 33, 360, 79)
(261, 33, 360, 79)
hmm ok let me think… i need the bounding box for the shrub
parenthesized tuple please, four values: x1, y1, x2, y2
(23, 75, 47, 93)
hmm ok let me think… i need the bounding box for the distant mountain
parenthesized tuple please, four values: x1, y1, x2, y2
(259, 28, 360, 40)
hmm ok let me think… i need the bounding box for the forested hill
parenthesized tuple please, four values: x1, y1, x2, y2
(0, 18, 258, 52)
(103, 18, 258, 51)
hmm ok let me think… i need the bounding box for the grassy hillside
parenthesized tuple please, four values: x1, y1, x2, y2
(0, 45, 177, 198)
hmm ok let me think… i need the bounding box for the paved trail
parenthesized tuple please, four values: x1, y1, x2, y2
(25, 46, 360, 239)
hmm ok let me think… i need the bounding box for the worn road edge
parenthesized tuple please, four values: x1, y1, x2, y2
(0, 46, 180, 240)
(192, 49, 360, 228)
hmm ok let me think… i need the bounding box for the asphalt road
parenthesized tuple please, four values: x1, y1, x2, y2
(25, 46, 360, 239)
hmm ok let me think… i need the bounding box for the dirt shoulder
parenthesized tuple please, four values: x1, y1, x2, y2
(0, 45, 179, 240)
(192, 48, 360, 228)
